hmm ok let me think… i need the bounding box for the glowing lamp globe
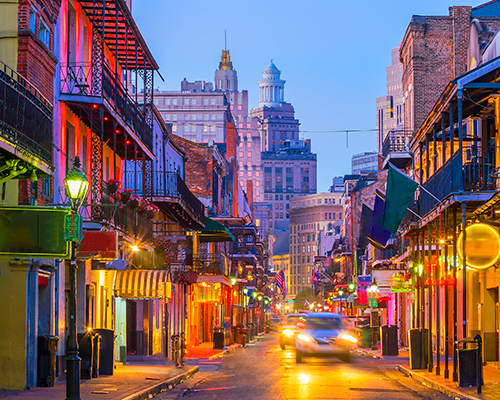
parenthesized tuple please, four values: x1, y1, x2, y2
(64, 157, 89, 210)
(458, 223, 500, 270)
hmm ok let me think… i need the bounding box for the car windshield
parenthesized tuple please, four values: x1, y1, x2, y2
(306, 317, 343, 330)
(285, 316, 300, 325)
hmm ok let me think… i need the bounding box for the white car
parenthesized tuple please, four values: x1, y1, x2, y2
(295, 313, 357, 363)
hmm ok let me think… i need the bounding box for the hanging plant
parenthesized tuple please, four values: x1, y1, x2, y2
(146, 203, 159, 220)
(107, 178, 121, 194)
(119, 189, 133, 204)
(128, 193, 141, 208)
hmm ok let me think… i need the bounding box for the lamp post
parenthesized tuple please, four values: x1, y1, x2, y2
(64, 156, 88, 400)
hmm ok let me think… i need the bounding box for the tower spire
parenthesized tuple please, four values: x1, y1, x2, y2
(225, 30, 227, 51)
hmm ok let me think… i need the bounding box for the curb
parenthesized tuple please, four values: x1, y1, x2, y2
(396, 365, 480, 400)
(120, 366, 199, 400)
(356, 348, 383, 359)
(208, 344, 242, 360)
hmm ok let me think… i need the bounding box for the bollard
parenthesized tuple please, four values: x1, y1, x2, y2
(474, 334, 482, 394)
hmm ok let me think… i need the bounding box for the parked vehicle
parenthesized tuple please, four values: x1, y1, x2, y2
(295, 313, 357, 363)
(279, 313, 302, 349)
(265, 318, 282, 332)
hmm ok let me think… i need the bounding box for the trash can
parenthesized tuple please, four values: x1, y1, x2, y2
(457, 339, 478, 387)
(213, 327, 224, 349)
(91, 332, 101, 378)
(380, 325, 398, 356)
(37, 335, 59, 387)
(408, 328, 428, 369)
(94, 329, 114, 375)
(77, 332, 94, 379)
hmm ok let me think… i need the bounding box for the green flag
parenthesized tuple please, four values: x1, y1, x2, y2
(383, 164, 419, 233)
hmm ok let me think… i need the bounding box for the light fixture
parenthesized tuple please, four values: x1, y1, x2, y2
(130, 245, 139, 252)
(64, 156, 89, 211)
(370, 278, 378, 291)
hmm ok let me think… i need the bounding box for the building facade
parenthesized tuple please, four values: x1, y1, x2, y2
(351, 152, 380, 175)
(262, 139, 317, 230)
(289, 192, 343, 297)
(376, 48, 404, 153)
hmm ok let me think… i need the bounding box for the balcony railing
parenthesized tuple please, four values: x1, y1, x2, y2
(420, 146, 498, 216)
(0, 59, 53, 165)
(84, 183, 153, 241)
(382, 132, 411, 159)
(126, 171, 205, 223)
(190, 253, 230, 276)
(60, 62, 152, 152)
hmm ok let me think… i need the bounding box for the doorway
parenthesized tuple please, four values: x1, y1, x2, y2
(126, 300, 137, 355)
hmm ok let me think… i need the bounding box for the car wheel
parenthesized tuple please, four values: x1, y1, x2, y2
(339, 353, 350, 363)
(296, 350, 302, 363)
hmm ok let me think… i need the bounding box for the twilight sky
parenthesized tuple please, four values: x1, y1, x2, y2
(133, 0, 472, 192)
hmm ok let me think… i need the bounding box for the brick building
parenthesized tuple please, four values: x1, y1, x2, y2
(400, 3, 500, 140)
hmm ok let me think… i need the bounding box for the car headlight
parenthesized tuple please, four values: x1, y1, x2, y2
(282, 329, 294, 337)
(340, 333, 358, 344)
(297, 333, 312, 342)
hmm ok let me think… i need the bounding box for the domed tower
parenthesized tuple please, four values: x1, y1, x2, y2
(258, 61, 285, 108)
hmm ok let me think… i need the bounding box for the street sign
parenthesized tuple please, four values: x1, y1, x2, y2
(64, 214, 82, 242)
(368, 298, 378, 308)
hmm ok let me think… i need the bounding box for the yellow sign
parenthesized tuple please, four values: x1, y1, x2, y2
(457, 223, 500, 270)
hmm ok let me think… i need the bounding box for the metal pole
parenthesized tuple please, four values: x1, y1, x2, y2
(444, 209, 450, 379)
(452, 205, 458, 382)
(428, 223, 433, 372)
(461, 201, 467, 340)
(416, 231, 420, 328)
(66, 219, 80, 400)
(433, 125, 437, 174)
(442, 112, 446, 167)
(458, 89, 464, 191)
(450, 101, 454, 155)
(474, 334, 482, 394)
(421, 228, 426, 368)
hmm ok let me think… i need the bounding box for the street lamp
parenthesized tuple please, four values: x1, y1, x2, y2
(64, 156, 88, 400)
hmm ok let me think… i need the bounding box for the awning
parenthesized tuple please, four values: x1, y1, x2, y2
(198, 217, 235, 242)
(114, 270, 171, 299)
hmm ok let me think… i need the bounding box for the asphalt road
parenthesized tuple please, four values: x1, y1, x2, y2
(155, 333, 451, 400)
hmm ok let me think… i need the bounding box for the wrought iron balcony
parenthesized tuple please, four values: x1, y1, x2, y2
(60, 62, 152, 152)
(382, 132, 412, 169)
(126, 171, 205, 228)
(420, 146, 498, 216)
(190, 253, 230, 276)
(83, 182, 153, 242)
(0, 59, 53, 167)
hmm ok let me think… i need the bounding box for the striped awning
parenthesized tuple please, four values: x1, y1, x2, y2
(114, 270, 171, 299)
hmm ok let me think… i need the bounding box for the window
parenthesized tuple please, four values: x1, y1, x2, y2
(275, 167, 282, 174)
(191, 114, 196, 120)
(190, 98, 196, 105)
(332, 213, 336, 219)
(164, 98, 170, 105)
(204, 125, 208, 132)
(203, 98, 208, 105)
(190, 125, 196, 133)
(247, 152, 252, 158)
(210, 125, 215, 132)
(329, 213, 332, 219)
(239, 161, 244, 167)
(203, 114, 209, 120)
(29, 8, 36, 33)
(256, 181, 260, 187)
(153, 98, 158, 105)
(325, 213, 328, 219)
(172, 125, 177, 132)
(256, 171, 260, 177)
(210, 98, 216, 105)
(286, 167, 293, 173)
(248, 171, 252, 177)
(264, 167, 272, 174)
(210, 114, 216, 120)
(184, 98, 189, 105)
(239, 152, 244, 158)
(238, 105, 242, 110)
(247, 142, 252, 148)
(40, 177, 52, 200)
(172, 98, 177, 105)
(171, 114, 177, 120)
(39, 20, 50, 47)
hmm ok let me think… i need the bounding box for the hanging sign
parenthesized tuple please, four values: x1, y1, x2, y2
(457, 223, 500, 270)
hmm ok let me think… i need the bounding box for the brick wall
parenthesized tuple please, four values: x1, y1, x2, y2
(401, 6, 500, 134)
(17, 0, 60, 100)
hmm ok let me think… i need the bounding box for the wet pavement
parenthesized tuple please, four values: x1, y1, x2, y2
(154, 333, 451, 400)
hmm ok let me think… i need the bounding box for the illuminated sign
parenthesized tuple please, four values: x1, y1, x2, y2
(458, 223, 500, 270)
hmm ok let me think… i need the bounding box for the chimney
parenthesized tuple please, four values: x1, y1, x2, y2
(225, 122, 238, 162)
(246, 180, 254, 207)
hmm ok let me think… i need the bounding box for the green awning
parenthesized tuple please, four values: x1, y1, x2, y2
(198, 216, 235, 242)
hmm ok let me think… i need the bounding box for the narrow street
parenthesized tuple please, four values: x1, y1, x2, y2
(155, 334, 451, 400)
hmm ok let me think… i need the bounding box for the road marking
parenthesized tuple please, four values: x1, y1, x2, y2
(190, 386, 236, 392)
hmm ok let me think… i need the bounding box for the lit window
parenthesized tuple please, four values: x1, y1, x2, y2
(256, 171, 260, 177)
(204, 125, 208, 132)
(239, 171, 244, 177)
(238, 105, 242, 110)
(239, 142, 244, 148)
(248, 171, 252, 177)
(172, 125, 177, 132)
(210, 125, 216, 132)
(239, 123, 243, 129)
(256, 181, 260, 187)
(240, 181, 244, 186)
(247, 124, 251, 128)
(239, 161, 244, 167)
(247, 162, 251, 167)
(247, 152, 252, 158)
(247, 142, 252, 148)
(239, 152, 244, 158)
(256, 191, 260, 197)
(230, 105, 234, 110)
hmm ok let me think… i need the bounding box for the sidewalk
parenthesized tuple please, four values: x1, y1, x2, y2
(359, 346, 500, 400)
(0, 343, 243, 400)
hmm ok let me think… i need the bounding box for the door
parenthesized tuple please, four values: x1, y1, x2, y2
(126, 300, 137, 355)
(484, 288, 498, 362)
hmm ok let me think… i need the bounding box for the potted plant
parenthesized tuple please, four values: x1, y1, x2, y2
(119, 188, 133, 204)
(137, 198, 149, 214)
(146, 203, 159, 220)
(107, 178, 121, 194)
(128, 193, 141, 208)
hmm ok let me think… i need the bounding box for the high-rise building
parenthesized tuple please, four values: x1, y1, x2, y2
(289, 193, 343, 297)
(376, 48, 404, 153)
(262, 140, 317, 230)
(330, 176, 345, 193)
(351, 152, 380, 175)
